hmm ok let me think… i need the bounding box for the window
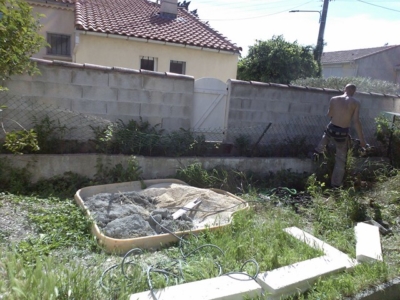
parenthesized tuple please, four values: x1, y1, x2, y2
(140, 56, 157, 71)
(46, 33, 71, 56)
(170, 60, 186, 75)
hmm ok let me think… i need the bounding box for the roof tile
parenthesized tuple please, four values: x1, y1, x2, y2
(75, 0, 241, 53)
(322, 45, 400, 64)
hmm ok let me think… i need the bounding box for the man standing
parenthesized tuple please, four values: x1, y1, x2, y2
(314, 84, 367, 188)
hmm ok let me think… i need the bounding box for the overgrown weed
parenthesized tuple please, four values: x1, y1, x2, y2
(0, 250, 109, 300)
(6, 195, 99, 264)
(93, 156, 143, 185)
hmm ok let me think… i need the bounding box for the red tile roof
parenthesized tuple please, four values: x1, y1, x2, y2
(75, 0, 241, 53)
(321, 45, 400, 64)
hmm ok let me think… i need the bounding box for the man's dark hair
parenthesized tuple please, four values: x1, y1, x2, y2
(346, 83, 357, 92)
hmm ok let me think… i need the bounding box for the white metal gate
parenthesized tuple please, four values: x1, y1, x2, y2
(192, 78, 228, 142)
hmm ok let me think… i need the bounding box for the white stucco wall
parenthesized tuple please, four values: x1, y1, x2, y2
(397, 69, 400, 85)
(322, 46, 400, 84)
(322, 63, 356, 78)
(356, 47, 400, 83)
(29, 2, 75, 62)
(27, 2, 239, 81)
(75, 34, 239, 82)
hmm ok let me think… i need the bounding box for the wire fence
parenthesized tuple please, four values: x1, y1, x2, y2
(0, 94, 113, 141)
(194, 115, 379, 147)
(0, 93, 382, 156)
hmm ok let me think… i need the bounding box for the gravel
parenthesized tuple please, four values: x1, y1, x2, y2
(84, 191, 195, 239)
(0, 194, 36, 244)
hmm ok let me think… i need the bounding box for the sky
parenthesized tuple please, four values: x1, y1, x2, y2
(188, 0, 400, 57)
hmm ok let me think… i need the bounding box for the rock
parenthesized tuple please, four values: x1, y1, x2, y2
(149, 214, 162, 226)
(103, 215, 156, 239)
(181, 213, 192, 221)
(364, 219, 392, 236)
(118, 191, 156, 208)
(156, 219, 193, 234)
(151, 208, 170, 219)
(84, 191, 195, 239)
(89, 203, 151, 228)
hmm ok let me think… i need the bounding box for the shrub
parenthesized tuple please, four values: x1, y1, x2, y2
(0, 158, 32, 194)
(32, 115, 74, 154)
(375, 114, 400, 167)
(291, 77, 400, 94)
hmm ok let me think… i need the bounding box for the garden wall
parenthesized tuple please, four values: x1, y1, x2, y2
(0, 154, 314, 183)
(225, 80, 400, 144)
(1, 58, 399, 146)
(2, 59, 194, 132)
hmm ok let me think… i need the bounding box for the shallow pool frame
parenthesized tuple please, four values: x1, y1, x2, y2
(74, 179, 248, 254)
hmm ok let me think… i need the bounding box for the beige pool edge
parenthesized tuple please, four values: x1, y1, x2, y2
(74, 179, 249, 254)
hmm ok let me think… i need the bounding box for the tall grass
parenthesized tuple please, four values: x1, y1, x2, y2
(0, 250, 107, 299)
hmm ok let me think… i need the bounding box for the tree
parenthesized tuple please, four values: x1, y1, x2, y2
(0, 0, 44, 153)
(0, 0, 46, 91)
(237, 35, 319, 84)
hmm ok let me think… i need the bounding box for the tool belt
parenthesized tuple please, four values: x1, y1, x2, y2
(325, 123, 349, 142)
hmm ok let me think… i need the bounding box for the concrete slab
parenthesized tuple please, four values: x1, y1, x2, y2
(256, 255, 346, 298)
(284, 227, 358, 270)
(172, 198, 202, 219)
(364, 219, 391, 235)
(129, 273, 262, 300)
(355, 222, 383, 262)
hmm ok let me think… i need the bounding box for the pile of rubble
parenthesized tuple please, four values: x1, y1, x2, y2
(83, 183, 245, 239)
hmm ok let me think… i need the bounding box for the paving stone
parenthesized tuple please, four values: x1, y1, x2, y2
(256, 255, 346, 298)
(284, 226, 358, 270)
(355, 222, 383, 262)
(129, 273, 262, 300)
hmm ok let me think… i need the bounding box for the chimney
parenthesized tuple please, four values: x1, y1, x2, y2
(160, 0, 178, 19)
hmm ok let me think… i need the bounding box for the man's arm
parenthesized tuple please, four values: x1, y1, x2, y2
(353, 102, 366, 147)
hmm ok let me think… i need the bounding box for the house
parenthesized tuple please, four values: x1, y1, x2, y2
(27, 0, 241, 82)
(321, 45, 400, 84)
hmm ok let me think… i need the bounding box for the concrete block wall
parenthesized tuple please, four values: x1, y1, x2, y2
(225, 80, 400, 144)
(2, 59, 400, 146)
(2, 59, 194, 133)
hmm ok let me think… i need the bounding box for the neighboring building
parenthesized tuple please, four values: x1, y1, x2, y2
(28, 0, 76, 61)
(28, 0, 241, 82)
(321, 45, 400, 84)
